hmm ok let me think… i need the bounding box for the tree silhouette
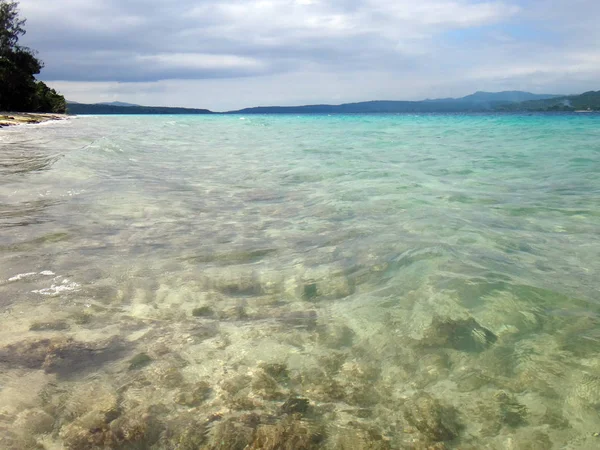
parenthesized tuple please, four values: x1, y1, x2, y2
(0, 0, 65, 113)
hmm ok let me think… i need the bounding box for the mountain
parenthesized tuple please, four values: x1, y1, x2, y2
(66, 100, 139, 107)
(65, 90, 583, 116)
(67, 103, 213, 115)
(96, 101, 139, 107)
(497, 91, 600, 111)
(458, 91, 559, 104)
(226, 91, 560, 114)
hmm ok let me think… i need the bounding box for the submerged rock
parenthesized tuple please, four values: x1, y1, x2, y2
(221, 374, 259, 410)
(332, 423, 391, 450)
(175, 381, 211, 407)
(284, 267, 355, 302)
(318, 323, 355, 348)
(473, 390, 529, 435)
(0, 432, 44, 450)
(218, 304, 249, 321)
(259, 362, 289, 381)
(205, 418, 255, 450)
(248, 416, 325, 450)
(0, 336, 126, 377)
(415, 353, 450, 388)
(150, 362, 186, 388)
(571, 371, 600, 408)
(272, 309, 318, 330)
(471, 291, 544, 339)
(128, 352, 152, 370)
(221, 374, 252, 396)
(403, 393, 462, 442)
(420, 317, 497, 353)
(494, 429, 551, 450)
(192, 305, 215, 317)
(494, 391, 528, 427)
(29, 319, 70, 331)
(63, 382, 120, 423)
(13, 408, 55, 435)
(164, 418, 207, 449)
(60, 405, 162, 450)
(281, 397, 310, 415)
(208, 269, 262, 296)
(251, 369, 286, 400)
(453, 368, 493, 392)
(555, 316, 600, 357)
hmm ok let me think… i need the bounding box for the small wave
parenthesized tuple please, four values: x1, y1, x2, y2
(3, 270, 55, 284)
(8, 272, 37, 282)
(32, 277, 80, 296)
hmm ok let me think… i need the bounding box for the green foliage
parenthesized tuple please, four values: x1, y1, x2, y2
(0, 0, 25, 53)
(33, 81, 67, 113)
(0, 0, 65, 113)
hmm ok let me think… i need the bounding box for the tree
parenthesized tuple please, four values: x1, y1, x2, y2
(0, 0, 25, 53)
(0, 0, 65, 113)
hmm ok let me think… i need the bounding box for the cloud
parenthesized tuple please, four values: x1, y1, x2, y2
(15, 0, 600, 108)
(19, 0, 519, 80)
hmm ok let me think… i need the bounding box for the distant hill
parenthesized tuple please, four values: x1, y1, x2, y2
(65, 90, 586, 116)
(67, 103, 213, 115)
(458, 91, 559, 104)
(226, 91, 559, 114)
(96, 101, 139, 107)
(497, 91, 600, 111)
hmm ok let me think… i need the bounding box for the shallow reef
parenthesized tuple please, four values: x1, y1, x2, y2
(0, 336, 126, 377)
(0, 258, 599, 450)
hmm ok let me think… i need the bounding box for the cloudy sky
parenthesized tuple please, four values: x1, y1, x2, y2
(17, 0, 600, 111)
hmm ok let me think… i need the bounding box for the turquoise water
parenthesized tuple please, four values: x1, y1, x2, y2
(0, 114, 599, 449)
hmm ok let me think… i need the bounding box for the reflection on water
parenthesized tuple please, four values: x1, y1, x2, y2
(0, 114, 600, 449)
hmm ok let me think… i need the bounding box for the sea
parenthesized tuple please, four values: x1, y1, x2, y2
(0, 113, 599, 449)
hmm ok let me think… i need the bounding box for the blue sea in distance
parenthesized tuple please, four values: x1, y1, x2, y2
(0, 113, 599, 449)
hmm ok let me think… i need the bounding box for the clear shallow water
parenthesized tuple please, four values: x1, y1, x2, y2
(0, 114, 599, 449)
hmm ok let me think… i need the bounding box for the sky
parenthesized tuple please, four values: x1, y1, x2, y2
(16, 0, 600, 111)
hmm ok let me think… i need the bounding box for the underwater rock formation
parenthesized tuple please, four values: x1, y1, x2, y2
(60, 405, 162, 450)
(175, 381, 212, 407)
(0, 336, 126, 376)
(331, 423, 391, 450)
(62, 382, 120, 423)
(128, 352, 152, 370)
(281, 397, 310, 415)
(284, 266, 355, 302)
(248, 415, 324, 450)
(13, 408, 55, 435)
(204, 418, 255, 450)
(419, 317, 497, 353)
(403, 393, 462, 442)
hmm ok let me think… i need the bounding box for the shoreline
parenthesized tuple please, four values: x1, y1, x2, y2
(0, 112, 70, 128)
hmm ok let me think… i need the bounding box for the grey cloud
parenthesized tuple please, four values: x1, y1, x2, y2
(15, 0, 600, 108)
(19, 0, 522, 82)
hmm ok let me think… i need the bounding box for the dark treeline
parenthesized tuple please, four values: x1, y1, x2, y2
(0, 0, 66, 113)
(67, 103, 213, 115)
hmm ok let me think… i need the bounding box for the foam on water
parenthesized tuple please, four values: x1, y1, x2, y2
(0, 113, 599, 449)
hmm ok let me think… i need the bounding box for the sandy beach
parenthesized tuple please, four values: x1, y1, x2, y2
(0, 113, 69, 128)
